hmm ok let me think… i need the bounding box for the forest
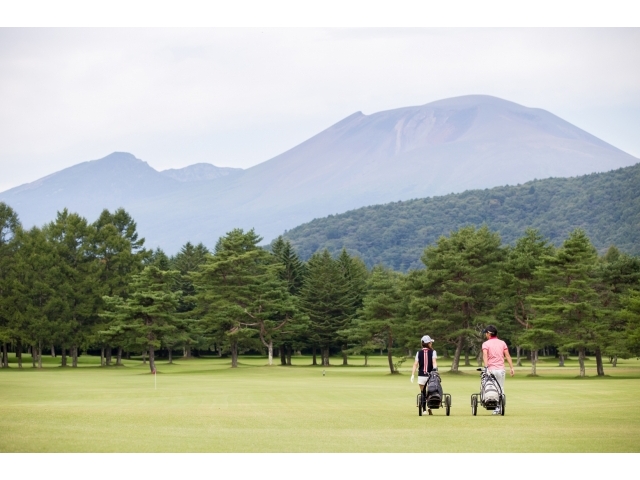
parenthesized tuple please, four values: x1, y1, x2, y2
(282, 162, 640, 271)
(1, 201, 639, 377)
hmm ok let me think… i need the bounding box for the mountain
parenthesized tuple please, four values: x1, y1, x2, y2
(280, 163, 640, 271)
(0, 152, 181, 229)
(160, 163, 242, 182)
(1, 95, 638, 252)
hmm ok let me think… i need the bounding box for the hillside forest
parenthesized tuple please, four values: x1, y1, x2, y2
(1, 201, 639, 377)
(282, 162, 640, 271)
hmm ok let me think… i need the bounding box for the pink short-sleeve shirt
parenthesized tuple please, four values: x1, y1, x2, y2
(482, 337, 508, 370)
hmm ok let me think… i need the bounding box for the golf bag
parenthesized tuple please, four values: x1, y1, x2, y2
(425, 371, 443, 408)
(480, 370, 501, 408)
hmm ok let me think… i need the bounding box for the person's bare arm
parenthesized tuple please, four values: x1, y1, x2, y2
(432, 357, 438, 370)
(504, 349, 515, 376)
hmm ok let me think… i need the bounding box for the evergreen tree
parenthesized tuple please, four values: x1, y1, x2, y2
(406, 226, 504, 372)
(0, 203, 21, 367)
(45, 210, 102, 367)
(498, 228, 555, 374)
(299, 249, 352, 366)
(191, 229, 297, 366)
(529, 229, 602, 377)
(102, 266, 181, 373)
(349, 266, 405, 374)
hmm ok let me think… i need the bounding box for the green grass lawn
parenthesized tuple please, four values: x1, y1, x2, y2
(1, 353, 639, 452)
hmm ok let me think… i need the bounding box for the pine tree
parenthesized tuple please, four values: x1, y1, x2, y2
(299, 249, 352, 366)
(0, 203, 21, 367)
(529, 229, 602, 377)
(102, 266, 181, 373)
(191, 229, 298, 366)
(498, 228, 555, 374)
(348, 266, 405, 374)
(406, 226, 504, 372)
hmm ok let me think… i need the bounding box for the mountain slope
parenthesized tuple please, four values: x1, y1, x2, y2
(281, 163, 640, 271)
(1, 95, 638, 252)
(0, 152, 182, 228)
(160, 163, 242, 182)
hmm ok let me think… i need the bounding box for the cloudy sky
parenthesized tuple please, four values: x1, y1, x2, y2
(1, 27, 639, 192)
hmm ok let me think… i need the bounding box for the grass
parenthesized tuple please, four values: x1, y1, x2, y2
(1, 353, 639, 452)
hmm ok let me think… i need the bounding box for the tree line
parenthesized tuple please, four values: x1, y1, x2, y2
(1, 202, 639, 376)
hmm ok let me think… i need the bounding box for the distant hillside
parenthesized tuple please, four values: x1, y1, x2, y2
(281, 163, 640, 271)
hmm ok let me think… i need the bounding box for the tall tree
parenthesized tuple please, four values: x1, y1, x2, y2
(102, 266, 181, 373)
(0, 203, 21, 367)
(349, 266, 405, 374)
(529, 229, 602, 377)
(192, 229, 297, 366)
(406, 226, 504, 372)
(299, 249, 352, 366)
(497, 228, 555, 374)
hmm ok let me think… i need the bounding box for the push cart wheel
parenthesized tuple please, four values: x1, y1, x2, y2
(471, 396, 477, 416)
(501, 395, 506, 416)
(445, 396, 451, 416)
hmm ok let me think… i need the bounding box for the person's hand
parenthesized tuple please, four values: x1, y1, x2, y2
(510, 367, 515, 377)
(410, 374, 414, 383)
(432, 367, 438, 372)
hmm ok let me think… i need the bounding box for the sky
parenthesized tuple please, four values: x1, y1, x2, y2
(1, 27, 639, 192)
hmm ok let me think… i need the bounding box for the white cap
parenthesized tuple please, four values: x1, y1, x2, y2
(421, 335, 434, 343)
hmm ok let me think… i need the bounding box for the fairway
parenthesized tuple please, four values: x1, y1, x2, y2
(1, 354, 640, 453)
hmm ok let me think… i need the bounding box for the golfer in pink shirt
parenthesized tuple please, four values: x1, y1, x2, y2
(481, 325, 514, 415)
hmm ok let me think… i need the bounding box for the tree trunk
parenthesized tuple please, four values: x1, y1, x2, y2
(312, 347, 317, 366)
(17, 342, 23, 369)
(612, 355, 618, 367)
(2, 343, 7, 368)
(51, 344, 56, 357)
(286, 345, 292, 366)
(61, 347, 67, 367)
(100, 348, 105, 366)
(280, 345, 286, 365)
(126, 351, 131, 360)
(148, 345, 156, 373)
(31, 345, 36, 368)
(516, 346, 522, 367)
(266, 340, 273, 366)
(230, 340, 238, 368)
(142, 351, 147, 364)
(184, 346, 192, 358)
(116, 347, 123, 366)
(450, 335, 464, 372)
(464, 347, 471, 366)
(558, 353, 565, 367)
(387, 347, 395, 374)
(578, 347, 586, 377)
(531, 349, 538, 376)
(168, 348, 173, 364)
(106, 347, 112, 366)
(476, 350, 482, 367)
(38, 341, 42, 369)
(72, 345, 78, 368)
(322, 348, 330, 366)
(341, 345, 348, 366)
(595, 347, 605, 376)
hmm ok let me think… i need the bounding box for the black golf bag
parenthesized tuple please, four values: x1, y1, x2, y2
(424, 371, 444, 409)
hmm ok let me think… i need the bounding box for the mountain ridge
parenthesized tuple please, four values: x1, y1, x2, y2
(1, 95, 637, 252)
